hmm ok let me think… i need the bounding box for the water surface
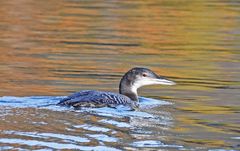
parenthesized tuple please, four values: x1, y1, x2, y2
(0, 0, 239, 150)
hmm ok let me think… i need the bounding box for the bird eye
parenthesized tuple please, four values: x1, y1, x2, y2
(142, 73, 147, 77)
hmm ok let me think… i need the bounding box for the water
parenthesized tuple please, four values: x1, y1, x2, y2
(0, 0, 239, 150)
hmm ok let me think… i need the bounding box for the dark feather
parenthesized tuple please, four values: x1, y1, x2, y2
(58, 90, 138, 108)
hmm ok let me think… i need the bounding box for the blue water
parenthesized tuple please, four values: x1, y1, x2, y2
(0, 96, 182, 150)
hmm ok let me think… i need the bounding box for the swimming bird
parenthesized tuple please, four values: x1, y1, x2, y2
(57, 67, 175, 109)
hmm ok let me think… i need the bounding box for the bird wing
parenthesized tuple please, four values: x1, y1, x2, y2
(57, 90, 133, 107)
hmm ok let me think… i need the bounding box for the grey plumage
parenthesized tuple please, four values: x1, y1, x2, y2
(57, 90, 138, 109)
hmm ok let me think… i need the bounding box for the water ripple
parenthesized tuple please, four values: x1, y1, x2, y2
(0, 138, 121, 151)
(132, 140, 184, 149)
(73, 124, 111, 133)
(3, 130, 90, 143)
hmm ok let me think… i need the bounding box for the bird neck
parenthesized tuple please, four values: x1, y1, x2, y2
(119, 75, 139, 101)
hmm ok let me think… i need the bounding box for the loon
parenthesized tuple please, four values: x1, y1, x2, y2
(57, 67, 175, 109)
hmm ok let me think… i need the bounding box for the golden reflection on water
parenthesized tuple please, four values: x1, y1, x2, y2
(0, 0, 239, 95)
(0, 0, 239, 150)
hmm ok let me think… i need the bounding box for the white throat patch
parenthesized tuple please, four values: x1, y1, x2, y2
(131, 78, 158, 94)
(130, 77, 175, 94)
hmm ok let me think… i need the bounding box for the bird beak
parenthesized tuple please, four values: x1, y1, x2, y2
(155, 76, 176, 85)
